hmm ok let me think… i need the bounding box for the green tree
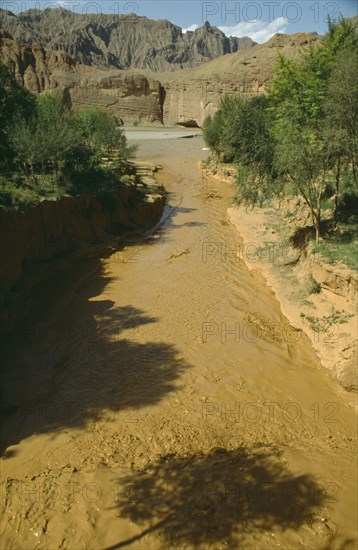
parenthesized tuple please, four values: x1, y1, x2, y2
(325, 16, 358, 55)
(325, 48, 358, 199)
(270, 17, 357, 128)
(268, 17, 358, 238)
(10, 92, 80, 184)
(202, 115, 222, 157)
(10, 120, 41, 182)
(74, 106, 137, 162)
(201, 17, 357, 239)
(203, 95, 274, 169)
(0, 63, 36, 167)
(272, 110, 329, 241)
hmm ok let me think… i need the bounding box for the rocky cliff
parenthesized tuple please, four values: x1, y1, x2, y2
(0, 28, 164, 123)
(0, 27, 78, 92)
(161, 32, 322, 126)
(0, 26, 322, 126)
(0, 8, 255, 71)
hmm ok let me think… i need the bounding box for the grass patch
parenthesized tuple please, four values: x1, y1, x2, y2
(0, 174, 67, 209)
(314, 223, 358, 270)
(300, 308, 354, 333)
(0, 161, 152, 211)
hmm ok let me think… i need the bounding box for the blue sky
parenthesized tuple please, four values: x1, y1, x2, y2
(1, 1, 357, 42)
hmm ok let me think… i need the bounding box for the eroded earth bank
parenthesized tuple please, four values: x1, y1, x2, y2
(1, 136, 357, 550)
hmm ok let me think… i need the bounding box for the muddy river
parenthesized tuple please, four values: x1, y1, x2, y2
(1, 135, 357, 549)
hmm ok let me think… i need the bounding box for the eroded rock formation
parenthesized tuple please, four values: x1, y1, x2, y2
(0, 25, 322, 126)
(0, 28, 164, 124)
(160, 32, 322, 126)
(0, 8, 255, 71)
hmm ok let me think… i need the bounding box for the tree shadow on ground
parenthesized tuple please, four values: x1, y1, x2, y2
(1, 192, 205, 453)
(0, 260, 191, 452)
(104, 446, 326, 549)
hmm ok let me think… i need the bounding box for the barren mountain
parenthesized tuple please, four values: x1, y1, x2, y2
(0, 27, 164, 123)
(0, 8, 254, 71)
(0, 27, 79, 92)
(0, 25, 321, 126)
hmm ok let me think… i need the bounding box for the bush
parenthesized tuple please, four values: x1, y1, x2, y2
(0, 176, 40, 209)
(64, 165, 124, 196)
(0, 72, 139, 208)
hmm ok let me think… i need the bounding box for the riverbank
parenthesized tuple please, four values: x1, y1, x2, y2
(203, 167, 357, 393)
(228, 206, 357, 394)
(0, 170, 165, 330)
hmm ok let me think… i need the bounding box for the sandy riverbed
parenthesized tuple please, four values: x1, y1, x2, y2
(0, 135, 357, 549)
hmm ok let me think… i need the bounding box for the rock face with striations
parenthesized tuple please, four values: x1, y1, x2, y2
(0, 27, 78, 92)
(161, 32, 322, 126)
(0, 28, 164, 124)
(69, 72, 164, 124)
(0, 21, 322, 126)
(0, 8, 255, 71)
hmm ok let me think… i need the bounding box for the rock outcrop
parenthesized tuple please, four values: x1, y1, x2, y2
(0, 28, 164, 124)
(0, 26, 78, 92)
(0, 8, 255, 71)
(0, 25, 322, 126)
(161, 32, 322, 126)
(69, 72, 164, 124)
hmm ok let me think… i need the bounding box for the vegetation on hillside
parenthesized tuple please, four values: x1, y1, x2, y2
(203, 17, 358, 253)
(0, 64, 138, 209)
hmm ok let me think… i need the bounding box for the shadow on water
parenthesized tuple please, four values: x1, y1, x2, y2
(162, 205, 206, 231)
(0, 203, 197, 453)
(103, 446, 327, 549)
(0, 189, 210, 456)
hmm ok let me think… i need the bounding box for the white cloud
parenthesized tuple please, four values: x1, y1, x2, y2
(55, 1, 75, 7)
(219, 17, 287, 43)
(54, 0, 88, 6)
(182, 24, 199, 33)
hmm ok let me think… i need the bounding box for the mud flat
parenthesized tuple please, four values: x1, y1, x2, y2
(1, 135, 357, 550)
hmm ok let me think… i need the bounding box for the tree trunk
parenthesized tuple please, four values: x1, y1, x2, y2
(305, 196, 321, 244)
(352, 159, 358, 185)
(30, 163, 36, 185)
(41, 161, 45, 186)
(53, 161, 58, 192)
(298, 183, 322, 243)
(314, 219, 321, 243)
(316, 182, 323, 244)
(333, 157, 341, 222)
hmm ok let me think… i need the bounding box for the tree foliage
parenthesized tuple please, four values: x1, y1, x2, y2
(0, 67, 137, 207)
(325, 49, 358, 183)
(0, 63, 36, 166)
(203, 95, 274, 170)
(73, 106, 137, 161)
(202, 17, 358, 241)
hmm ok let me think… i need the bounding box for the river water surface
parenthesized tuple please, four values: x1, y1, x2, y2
(0, 134, 357, 549)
